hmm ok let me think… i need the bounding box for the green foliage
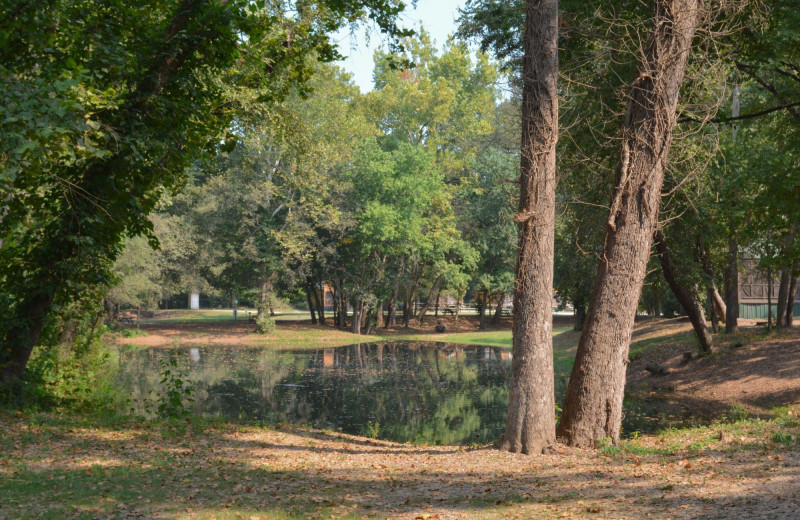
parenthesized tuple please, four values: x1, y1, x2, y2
(597, 436, 621, 457)
(0, 0, 414, 384)
(254, 314, 277, 334)
(2, 323, 118, 412)
(156, 354, 195, 420)
(366, 420, 381, 439)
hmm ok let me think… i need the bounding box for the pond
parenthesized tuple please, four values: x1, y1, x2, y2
(117, 342, 707, 445)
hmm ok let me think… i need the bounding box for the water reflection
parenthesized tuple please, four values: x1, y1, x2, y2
(117, 342, 708, 445)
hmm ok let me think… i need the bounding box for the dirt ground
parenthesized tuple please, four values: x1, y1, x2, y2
(628, 325, 800, 419)
(3, 407, 800, 520)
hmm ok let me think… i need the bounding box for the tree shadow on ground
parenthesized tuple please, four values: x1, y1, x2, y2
(3, 412, 800, 519)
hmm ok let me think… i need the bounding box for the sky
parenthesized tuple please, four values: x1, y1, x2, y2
(334, 0, 466, 92)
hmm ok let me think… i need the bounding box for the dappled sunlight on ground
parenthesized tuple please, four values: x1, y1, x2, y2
(3, 410, 800, 519)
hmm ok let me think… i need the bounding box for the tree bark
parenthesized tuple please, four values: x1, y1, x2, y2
(787, 267, 797, 328)
(351, 297, 362, 334)
(478, 295, 487, 330)
(386, 281, 398, 328)
(258, 272, 275, 316)
(375, 300, 385, 329)
(724, 234, 739, 333)
(315, 274, 326, 325)
(557, 0, 700, 448)
(768, 266, 774, 331)
(416, 275, 444, 325)
(707, 287, 719, 333)
(777, 268, 791, 328)
(573, 298, 586, 331)
(654, 229, 712, 354)
(698, 240, 726, 321)
(306, 281, 318, 324)
(0, 293, 54, 386)
(500, 0, 558, 456)
(711, 287, 726, 321)
(491, 292, 505, 325)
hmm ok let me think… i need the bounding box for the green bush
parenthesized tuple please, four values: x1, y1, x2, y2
(4, 327, 119, 412)
(254, 313, 276, 334)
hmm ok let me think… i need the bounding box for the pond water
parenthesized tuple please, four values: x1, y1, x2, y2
(117, 342, 707, 445)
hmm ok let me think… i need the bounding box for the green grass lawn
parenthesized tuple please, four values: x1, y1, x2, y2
(139, 309, 312, 324)
(374, 328, 571, 347)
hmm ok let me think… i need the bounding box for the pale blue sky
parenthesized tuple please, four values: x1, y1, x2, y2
(334, 0, 466, 92)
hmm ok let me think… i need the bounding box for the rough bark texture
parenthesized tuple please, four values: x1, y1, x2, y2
(557, 0, 700, 448)
(654, 229, 712, 354)
(500, 0, 558, 456)
(777, 268, 791, 328)
(724, 234, 739, 333)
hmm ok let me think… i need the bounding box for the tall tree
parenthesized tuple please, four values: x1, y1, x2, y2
(0, 0, 411, 386)
(557, 0, 701, 447)
(500, 0, 558, 455)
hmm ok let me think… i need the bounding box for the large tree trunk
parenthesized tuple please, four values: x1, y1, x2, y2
(416, 275, 444, 325)
(654, 229, 712, 354)
(500, 0, 558, 456)
(557, 0, 700, 448)
(777, 268, 791, 328)
(724, 234, 739, 333)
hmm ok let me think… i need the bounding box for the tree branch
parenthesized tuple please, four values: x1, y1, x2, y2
(679, 101, 800, 124)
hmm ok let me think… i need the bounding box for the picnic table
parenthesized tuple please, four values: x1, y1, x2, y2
(118, 316, 135, 326)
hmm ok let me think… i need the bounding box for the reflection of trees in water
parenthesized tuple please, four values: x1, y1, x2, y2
(117, 342, 513, 444)
(117, 343, 698, 441)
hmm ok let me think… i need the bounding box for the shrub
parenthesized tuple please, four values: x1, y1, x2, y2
(254, 313, 276, 334)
